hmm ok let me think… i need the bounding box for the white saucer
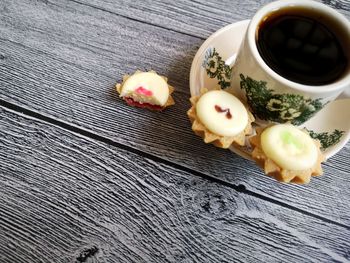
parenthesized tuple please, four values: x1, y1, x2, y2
(190, 20, 350, 160)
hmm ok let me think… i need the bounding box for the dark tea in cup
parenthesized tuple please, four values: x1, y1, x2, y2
(256, 7, 349, 86)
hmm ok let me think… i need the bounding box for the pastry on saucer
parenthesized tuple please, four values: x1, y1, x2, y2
(116, 71, 175, 111)
(187, 88, 254, 148)
(250, 124, 325, 184)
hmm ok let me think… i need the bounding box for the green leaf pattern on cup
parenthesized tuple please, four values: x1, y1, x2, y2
(201, 49, 345, 150)
(307, 129, 345, 151)
(202, 48, 232, 89)
(239, 74, 325, 125)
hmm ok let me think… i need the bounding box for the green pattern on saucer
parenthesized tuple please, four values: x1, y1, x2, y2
(202, 48, 232, 89)
(239, 74, 326, 125)
(308, 129, 345, 150)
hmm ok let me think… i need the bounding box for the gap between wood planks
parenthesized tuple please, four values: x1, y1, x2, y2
(1, 98, 348, 231)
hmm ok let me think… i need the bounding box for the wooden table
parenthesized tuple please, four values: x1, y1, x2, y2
(0, 0, 349, 262)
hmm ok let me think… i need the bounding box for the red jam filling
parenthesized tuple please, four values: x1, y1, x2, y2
(215, 105, 232, 119)
(135, 86, 153, 96)
(124, 97, 163, 111)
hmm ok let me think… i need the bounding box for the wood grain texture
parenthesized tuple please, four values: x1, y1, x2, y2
(1, 106, 350, 263)
(322, 0, 350, 11)
(0, 0, 350, 227)
(74, 0, 272, 39)
(75, 0, 350, 39)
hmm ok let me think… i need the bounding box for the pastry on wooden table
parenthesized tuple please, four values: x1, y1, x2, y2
(187, 88, 254, 148)
(250, 124, 325, 184)
(116, 71, 175, 111)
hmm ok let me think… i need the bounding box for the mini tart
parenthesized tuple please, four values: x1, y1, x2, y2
(187, 88, 254, 149)
(116, 70, 175, 111)
(250, 124, 325, 184)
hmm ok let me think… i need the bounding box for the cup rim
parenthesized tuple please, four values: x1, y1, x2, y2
(247, 0, 350, 94)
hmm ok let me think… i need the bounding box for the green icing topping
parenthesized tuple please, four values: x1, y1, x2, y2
(280, 130, 303, 150)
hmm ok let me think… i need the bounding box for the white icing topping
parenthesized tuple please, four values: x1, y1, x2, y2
(120, 72, 169, 106)
(261, 124, 318, 171)
(196, 90, 248, 137)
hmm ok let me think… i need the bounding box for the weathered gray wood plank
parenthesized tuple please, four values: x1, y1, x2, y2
(1, 0, 350, 227)
(75, 0, 350, 39)
(1, 106, 350, 263)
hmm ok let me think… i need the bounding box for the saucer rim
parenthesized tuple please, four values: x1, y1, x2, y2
(189, 19, 250, 93)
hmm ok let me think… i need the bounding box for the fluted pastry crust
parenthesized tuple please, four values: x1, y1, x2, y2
(187, 88, 254, 149)
(250, 126, 324, 184)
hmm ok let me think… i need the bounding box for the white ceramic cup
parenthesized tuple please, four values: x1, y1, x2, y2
(230, 0, 350, 126)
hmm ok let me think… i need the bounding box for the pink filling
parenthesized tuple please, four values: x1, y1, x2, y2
(135, 86, 153, 96)
(124, 97, 163, 111)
